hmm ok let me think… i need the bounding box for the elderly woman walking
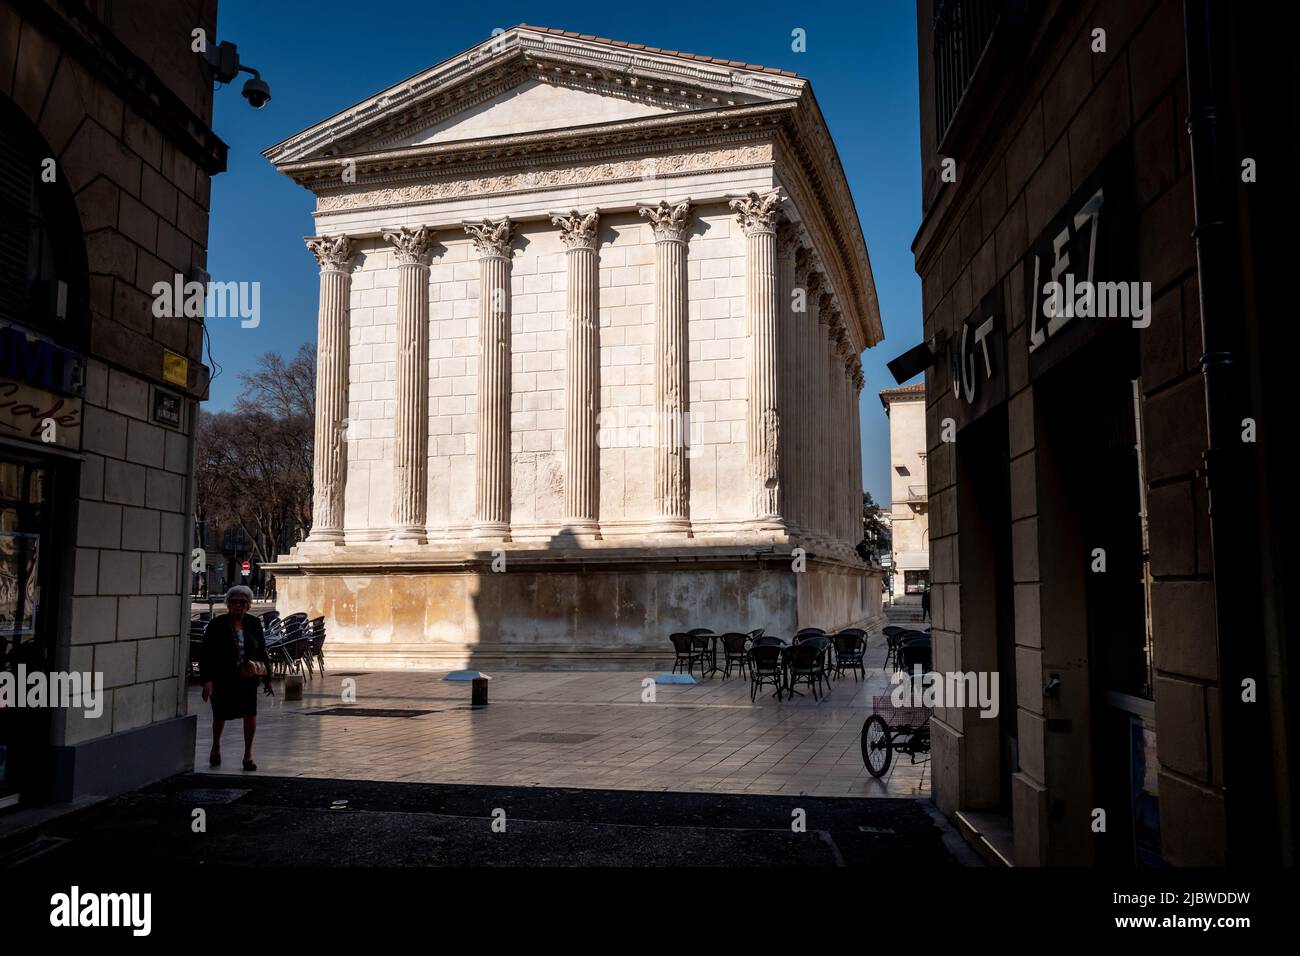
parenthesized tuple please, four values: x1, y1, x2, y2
(199, 585, 274, 770)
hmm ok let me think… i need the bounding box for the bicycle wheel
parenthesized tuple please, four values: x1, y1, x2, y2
(861, 714, 892, 777)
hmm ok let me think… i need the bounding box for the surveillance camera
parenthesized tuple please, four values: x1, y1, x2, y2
(242, 76, 271, 108)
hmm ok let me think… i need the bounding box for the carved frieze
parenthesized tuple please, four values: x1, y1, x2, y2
(315, 145, 771, 214)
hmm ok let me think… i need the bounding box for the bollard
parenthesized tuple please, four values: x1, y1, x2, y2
(471, 677, 488, 706)
(285, 674, 304, 701)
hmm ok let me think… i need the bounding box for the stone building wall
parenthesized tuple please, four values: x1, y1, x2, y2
(915, 0, 1220, 865)
(340, 205, 749, 540)
(1, 0, 223, 804)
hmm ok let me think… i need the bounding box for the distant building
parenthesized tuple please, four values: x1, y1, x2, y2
(880, 383, 928, 604)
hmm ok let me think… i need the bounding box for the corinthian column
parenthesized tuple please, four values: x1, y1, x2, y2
(638, 200, 693, 536)
(382, 225, 435, 542)
(465, 218, 514, 540)
(730, 189, 784, 530)
(778, 228, 802, 534)
(816, 293, 836, 545)
(304, 235, 353, 544)
(553, 209, 602, 539)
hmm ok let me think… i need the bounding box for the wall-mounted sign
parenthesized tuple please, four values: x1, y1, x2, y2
(162, 349, 188, 387)
(0, 324, 85, 450)
(0, 323, 85, 395)
(152, 388, 183, 429)
(948, 284, 1006, 430)
(0, 379, 82, 450)
(1023, 141, 1137, 382)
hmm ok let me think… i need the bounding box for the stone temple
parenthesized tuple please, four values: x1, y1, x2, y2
(264, 25, 885, 669)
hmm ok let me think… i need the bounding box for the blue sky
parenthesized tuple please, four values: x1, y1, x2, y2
(206, 0, 922, 505)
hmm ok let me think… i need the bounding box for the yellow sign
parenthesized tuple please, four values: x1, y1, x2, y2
(162, 349, 189, 387)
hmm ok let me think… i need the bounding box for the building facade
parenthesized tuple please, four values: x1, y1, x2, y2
(913, 0, 1294, 865)
(880, 383, 928, 604)
(0, 0, 223, 811)
(266, 26, 883, 669)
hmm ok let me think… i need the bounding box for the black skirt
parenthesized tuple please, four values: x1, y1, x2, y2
(211, 676, 260, 721)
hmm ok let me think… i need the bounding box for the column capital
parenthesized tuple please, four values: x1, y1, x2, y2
(305, 234, 353, 273)
(382, 225, 436, 266)
(729, 188, 783, 237)
(464, 218, 514, 258)
(552, 209, 601, 251)
(852, 359, 865, 391)
(818, 292, 836, 325)
(776, 221, 802, 260)
(638, 199, 693, 242)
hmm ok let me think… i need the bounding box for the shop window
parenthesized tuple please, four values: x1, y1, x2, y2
(904, 570, 930, 594)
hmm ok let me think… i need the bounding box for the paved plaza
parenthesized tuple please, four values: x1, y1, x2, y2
(191, 636, 930, 800)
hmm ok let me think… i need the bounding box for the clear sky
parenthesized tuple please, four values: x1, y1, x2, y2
(205, 0, 923, 506)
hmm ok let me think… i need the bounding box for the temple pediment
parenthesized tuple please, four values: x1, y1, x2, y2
(384, 78, 677, 149)
(264, 25, 806, 166)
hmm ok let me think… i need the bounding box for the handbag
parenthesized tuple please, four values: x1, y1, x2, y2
(232, 624, 267, 679)
(239, 659, 268, 679)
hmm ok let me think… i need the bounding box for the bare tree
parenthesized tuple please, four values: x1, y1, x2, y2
(196, 344, 316, 564)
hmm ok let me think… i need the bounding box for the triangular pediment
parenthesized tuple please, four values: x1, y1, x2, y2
(385, 78, 676, 149)
(265, 25, 807, 166)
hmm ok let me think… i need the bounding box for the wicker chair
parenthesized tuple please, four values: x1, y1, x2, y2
(721, 632, 750, 679)
(831, 631, 867, 682)
(748, 644, 786, 702)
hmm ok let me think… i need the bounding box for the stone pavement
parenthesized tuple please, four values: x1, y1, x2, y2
(2, 775, 976, 868)
(192, 636, 931, 799)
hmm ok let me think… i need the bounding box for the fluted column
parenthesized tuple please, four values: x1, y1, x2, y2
(730, 190, 784, 528)
(850, 359, 864, 547)
(816, 294, 835, 544)
(800, 266, 823, 540)
(852, 361, 863, 546)
(830, 318, 846, 548)
(639, 200, 693, 536)
(466, 218, 514, 540)
(553, 209, 602, 539)
(304, 235, 354, 544)
(779, 230, 802, 533)
(383, 226, 435, 542)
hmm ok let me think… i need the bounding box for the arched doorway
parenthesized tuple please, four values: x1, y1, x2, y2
(0, 92, 89, 809)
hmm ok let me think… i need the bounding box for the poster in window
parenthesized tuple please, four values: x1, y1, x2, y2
(0, 532, 39, 637)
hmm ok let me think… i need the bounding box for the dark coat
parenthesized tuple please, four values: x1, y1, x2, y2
(199, 613, 272, 686)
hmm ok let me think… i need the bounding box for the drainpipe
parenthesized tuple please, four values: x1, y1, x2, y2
(1183, 0, 1272, 864)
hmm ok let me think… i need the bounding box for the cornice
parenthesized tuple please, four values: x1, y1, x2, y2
(279, 101, 794, 190)
(264, 26, 805, 167)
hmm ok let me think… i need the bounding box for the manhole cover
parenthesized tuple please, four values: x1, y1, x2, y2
(508, 732, 600, 744)
(301, 707, 435, 718)
(178, 788, 251, 804)
(331, 672, 369, 678)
